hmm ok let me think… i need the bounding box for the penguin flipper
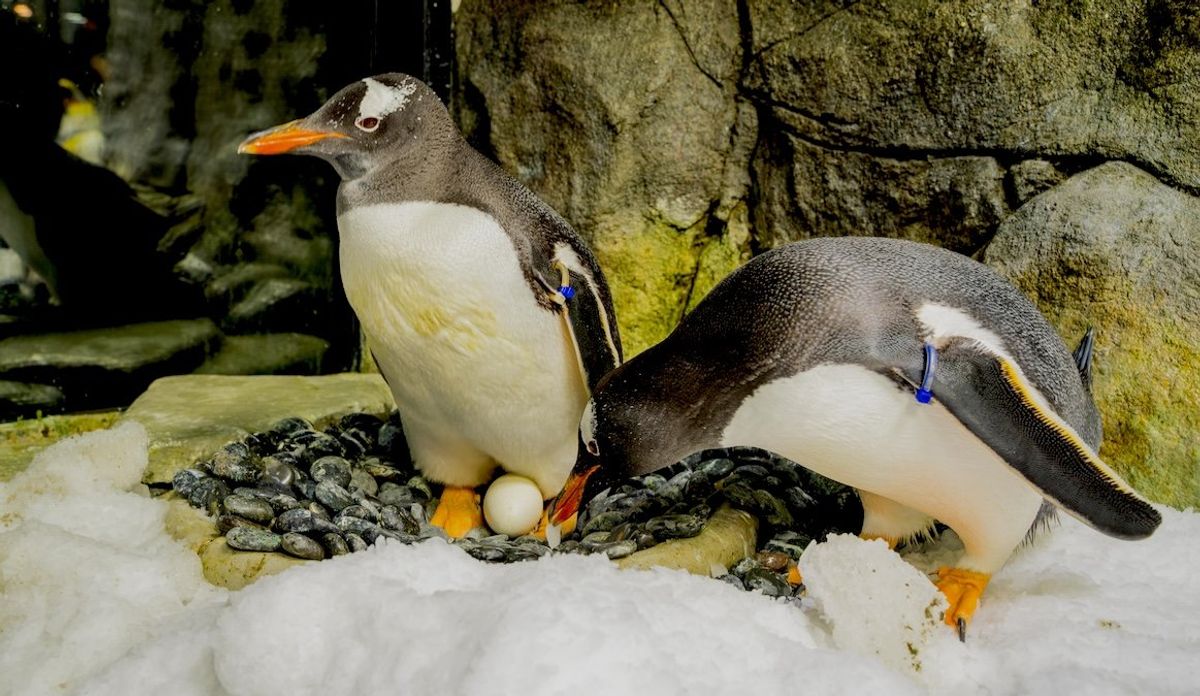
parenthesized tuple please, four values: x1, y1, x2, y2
(535, 249, 622, 393)
(909, 340, 1160, 540)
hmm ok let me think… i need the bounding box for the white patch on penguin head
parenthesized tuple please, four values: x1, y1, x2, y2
(580, 399, 599, 455)
(916, 302, 1010, 359)
(357, 78, 417, 125)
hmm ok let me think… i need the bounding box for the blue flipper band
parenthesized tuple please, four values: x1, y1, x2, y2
(558, 285, 576, 300)
(916, 343, 937, 404)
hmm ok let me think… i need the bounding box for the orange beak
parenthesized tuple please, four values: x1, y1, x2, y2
(550, 465, 599, 525)
(237, 120, 347, 155)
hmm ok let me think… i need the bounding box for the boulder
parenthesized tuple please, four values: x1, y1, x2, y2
(985, 162, 1200, 508)
(0, 380, 64, 420)
(0, 319, 220, 411)
(457, 0, 753, 353)
(222, 278, 327, 335)
(459, 0, 1200, 349)
(195, 333, 330, 375)
(123, 373, 394, 486)
(744, 0, 1200, 192)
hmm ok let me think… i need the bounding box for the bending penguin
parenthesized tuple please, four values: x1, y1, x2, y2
(240, 73, 621, 537)
(549, 237, 1160, 636)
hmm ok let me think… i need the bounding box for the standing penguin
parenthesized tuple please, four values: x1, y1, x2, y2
(240, 74, 622, 537)
(549, 237, 1159, 636)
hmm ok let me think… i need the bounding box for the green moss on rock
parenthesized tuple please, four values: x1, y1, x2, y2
(986, 163, 1200, 508)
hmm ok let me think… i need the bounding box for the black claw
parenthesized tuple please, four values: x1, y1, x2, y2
(957, 617, 967, 643)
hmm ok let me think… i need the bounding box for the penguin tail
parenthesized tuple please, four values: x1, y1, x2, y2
(1073, 327, 1096, 391)
(913, 339, 1161, 540)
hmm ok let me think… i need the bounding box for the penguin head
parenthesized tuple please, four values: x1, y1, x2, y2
(238, 73, 453, 178)
(549, 359, 706, 524)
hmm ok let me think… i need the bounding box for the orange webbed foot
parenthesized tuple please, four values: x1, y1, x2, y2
(430, 486, 485, 539)
(936, 567, 991, 641)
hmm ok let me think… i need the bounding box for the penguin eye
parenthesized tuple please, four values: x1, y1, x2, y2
(586, 439, 599, 457)
(355, 116, 380, 132)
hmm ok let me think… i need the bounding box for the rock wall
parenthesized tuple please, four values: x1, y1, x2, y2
(102, 0, 363, 360)
(456, 0, 1200, 505)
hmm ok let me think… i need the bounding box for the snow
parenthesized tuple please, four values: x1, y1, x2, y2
(2, 425, 1198, 696)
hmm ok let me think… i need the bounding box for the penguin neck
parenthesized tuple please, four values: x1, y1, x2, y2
(335, 132, 468, 215)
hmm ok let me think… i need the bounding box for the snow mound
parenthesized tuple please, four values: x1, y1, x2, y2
(801, 534, 953, 676)
(2, 425, 1199, 696)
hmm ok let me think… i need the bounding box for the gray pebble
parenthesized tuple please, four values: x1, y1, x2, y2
(171, 468, 207, 496)
(310, 456, 352, 488)
(348, 468, 379, 496)
(209, 442, 262, 484)
(645, 514, 704, 539)
(744, 568, 791, 597)
(315, 480, 355, 511)
(281, 532, 325, 560)
(226, 526, 282, 552)
(378, 483, 417, 508)
(601, 540, 638, 559)
(217, 514, 263, 535)
(223, 495, 275, 524)
(345, 533, 369, 552)
(322, 532, 350, 557)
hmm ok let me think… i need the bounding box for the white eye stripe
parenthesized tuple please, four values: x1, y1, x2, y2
(359, 78, 416, 121)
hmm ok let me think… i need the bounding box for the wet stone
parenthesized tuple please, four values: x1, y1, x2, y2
(381, 505, 419, 535)
(600, 540, 638, 559)
(315, 480, 355, 511)
(217, 514, 263, 535)
(223, 494, 275, 524)
(645, 514, 704, 540)
(345, 533, 369, 552)
(406, 476, 432, 500)
(348, 468, 379, 497)
(698, 457, 736, 478)
(281, 532, 325, 560)
(744, 568, 792, 598)
(226, 526, 282, 552)
(172, 468, 208, 496)
(378, 482, 417, 508)
(377, 421, 406, 455)
(187, 477, 229, 510)
(310, 456, 352, 487)
(259, 455, 296, 489)
(208, 442, 262, 484)
(336, 515, 377, 536)
(322, 532, 350, 557)
(339, 504, 378, 523)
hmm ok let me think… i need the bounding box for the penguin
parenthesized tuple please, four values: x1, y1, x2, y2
(239, 73, 622, 538)
(548, 237, 1159, 636)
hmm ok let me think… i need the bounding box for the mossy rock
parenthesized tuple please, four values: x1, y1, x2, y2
(0, 411, 121, 482)
(986, 163, 1200, 508)
(123, 373, 394, 486)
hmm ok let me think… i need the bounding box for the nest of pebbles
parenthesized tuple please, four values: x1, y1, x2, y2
(171, 413, 863, 597)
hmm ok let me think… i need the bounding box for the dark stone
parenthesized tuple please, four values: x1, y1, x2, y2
(0, 320, 220, 411)
(0, 380, 64, 420)
(225, 526, 282, 552)
(280, 532, 325, 560)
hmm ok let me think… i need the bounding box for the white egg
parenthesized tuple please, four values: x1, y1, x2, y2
(482, 474, 545, 537)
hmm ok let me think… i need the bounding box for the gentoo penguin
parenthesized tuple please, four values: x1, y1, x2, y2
(549, 237, 1159, 636)
(239, 73, 622, 537)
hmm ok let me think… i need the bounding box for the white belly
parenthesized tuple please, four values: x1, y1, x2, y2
(337, 201, 586, 495)
(721, 363, 1044, 571)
